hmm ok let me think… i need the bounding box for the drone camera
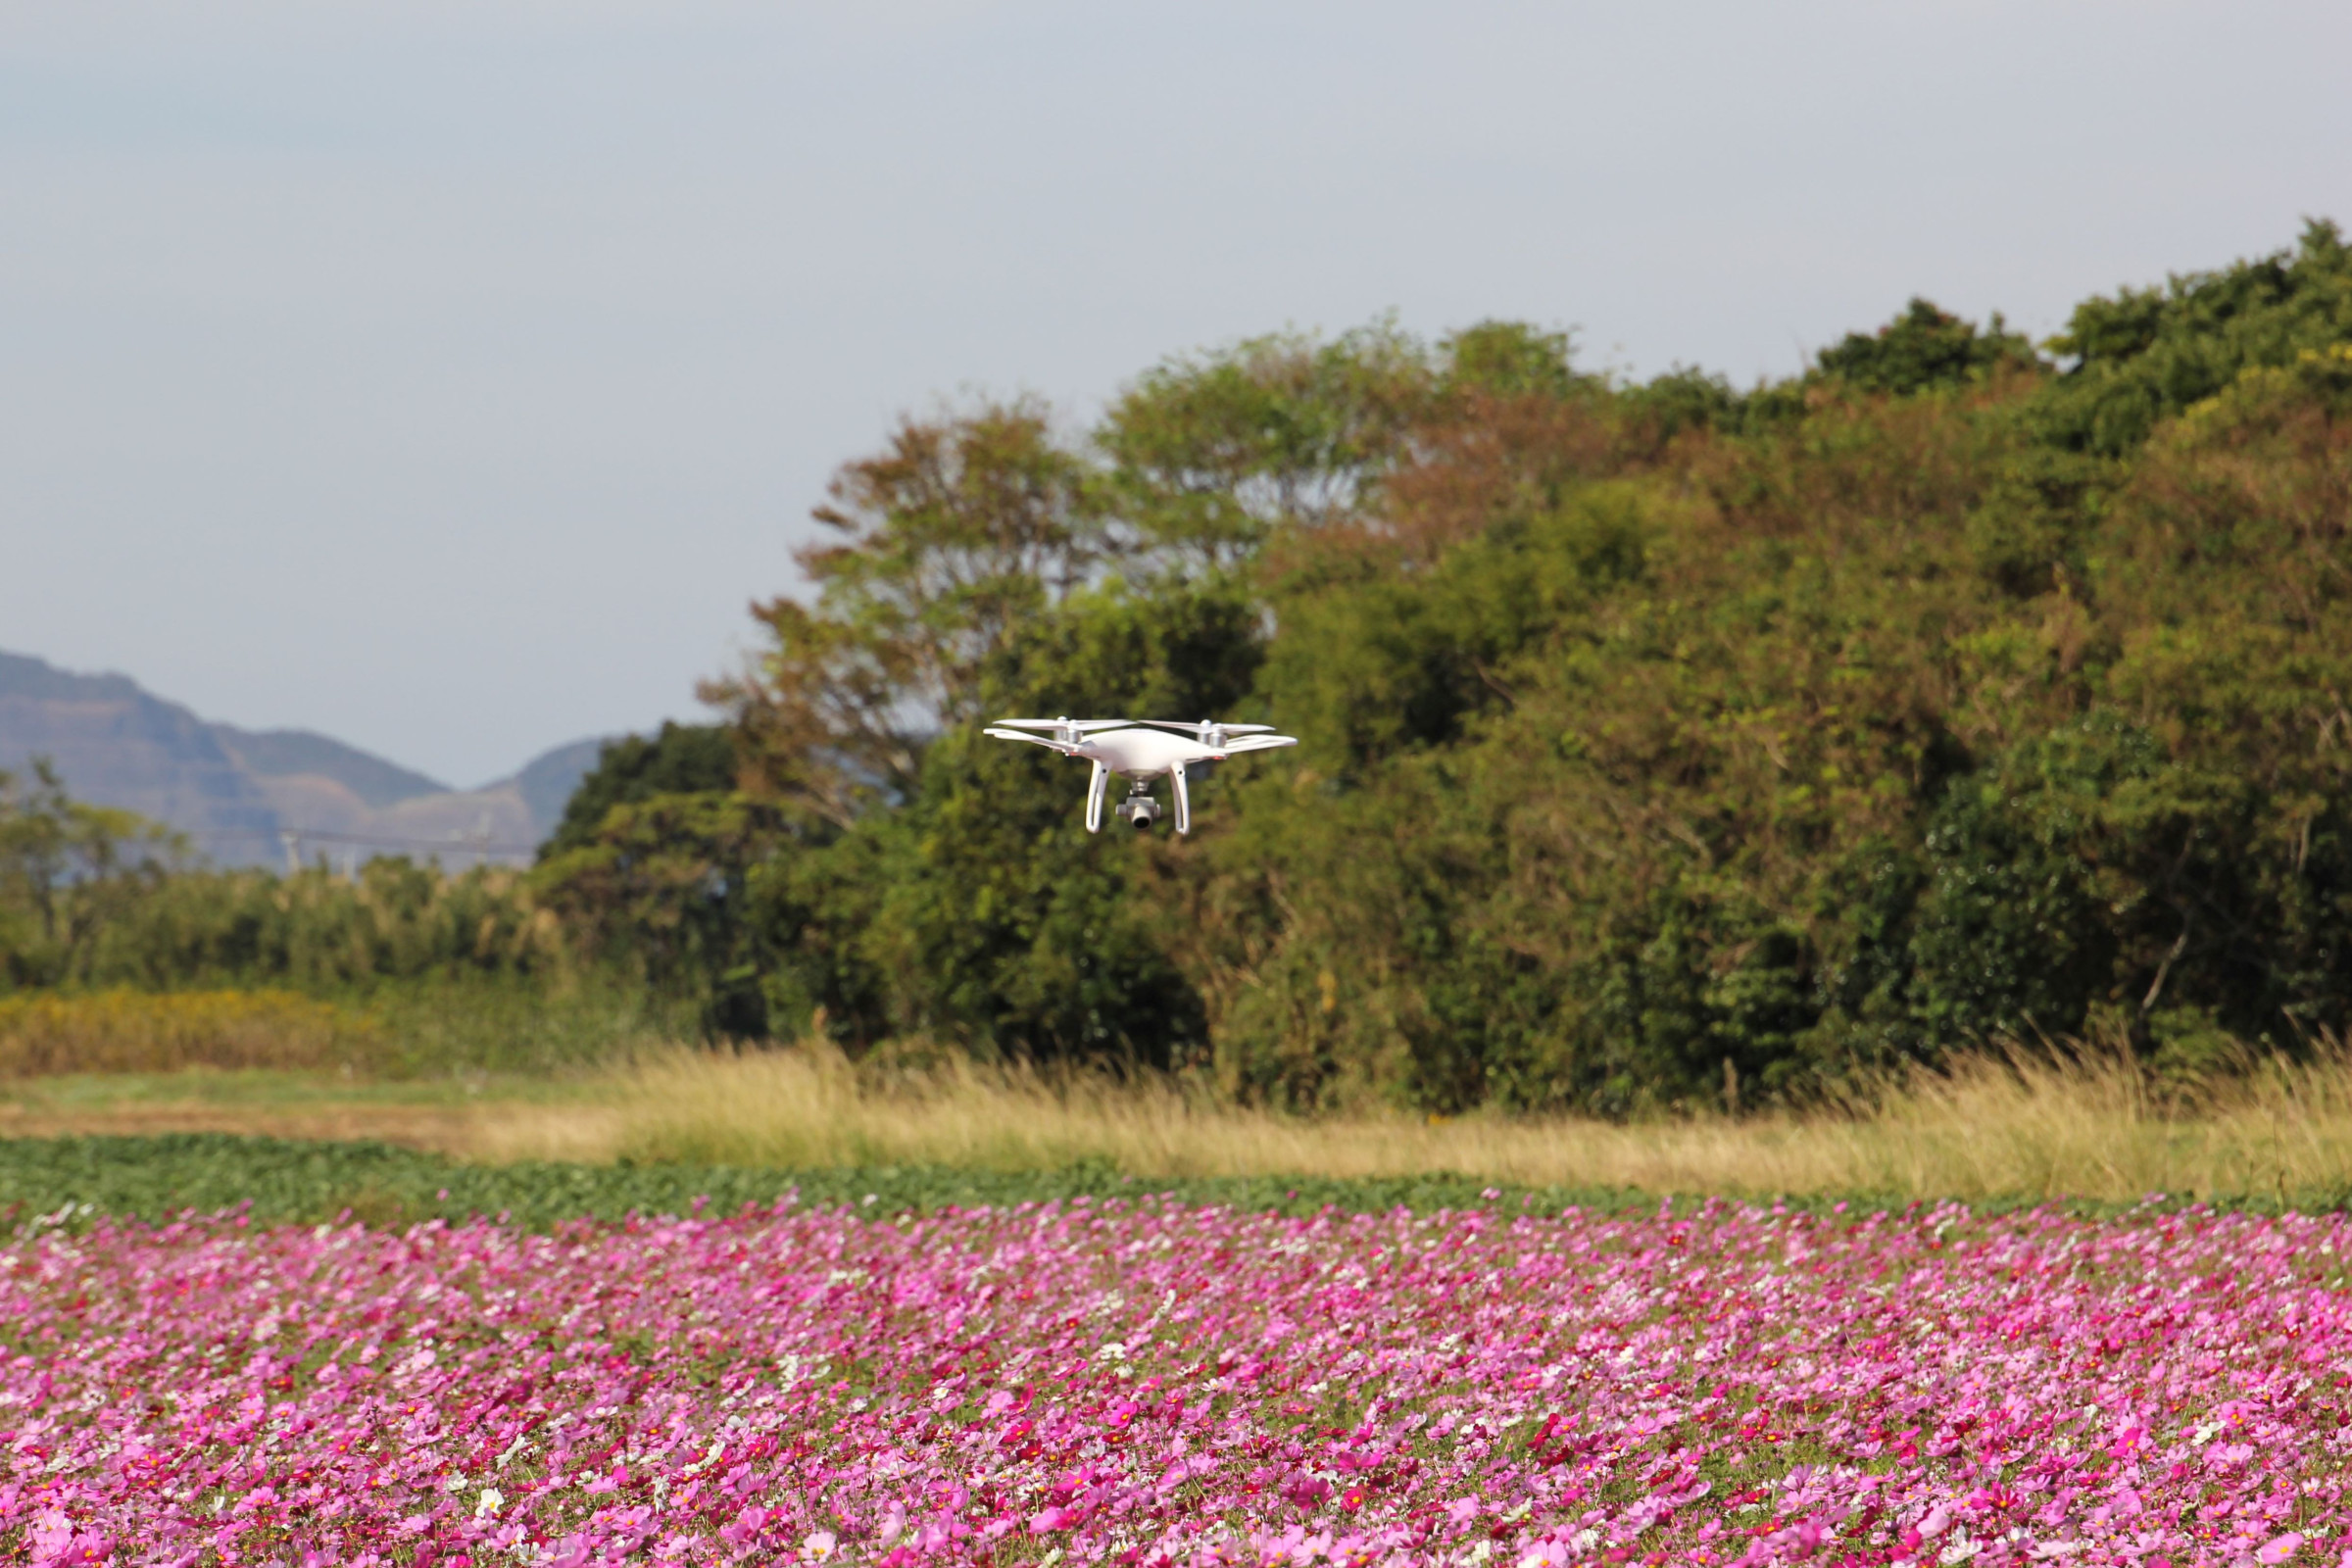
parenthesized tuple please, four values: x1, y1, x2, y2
(1123, 798, 1162, 831)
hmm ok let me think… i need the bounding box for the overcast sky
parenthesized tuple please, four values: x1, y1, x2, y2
(4, 1, 2347, 786)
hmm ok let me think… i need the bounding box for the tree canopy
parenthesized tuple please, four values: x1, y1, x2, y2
(666, 220, 2352, 1110)
(17, 222, 2352, 1116)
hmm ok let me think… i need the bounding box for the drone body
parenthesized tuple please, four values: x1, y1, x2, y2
(981, 717, 1298, 833)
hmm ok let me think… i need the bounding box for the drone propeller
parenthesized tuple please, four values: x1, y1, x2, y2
(991, 717, 1135, 732)
(1131, 719, 1278, 740)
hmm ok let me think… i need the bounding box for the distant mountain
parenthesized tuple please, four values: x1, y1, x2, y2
(0, 651, 279, 857)
(0, 650, 616, 870)
(212, 724, 448, 808)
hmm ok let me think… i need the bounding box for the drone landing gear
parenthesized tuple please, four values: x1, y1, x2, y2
(1085, 760, 1109, 832)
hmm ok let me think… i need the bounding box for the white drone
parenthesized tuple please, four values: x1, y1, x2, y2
(982, 716, 1299, 833)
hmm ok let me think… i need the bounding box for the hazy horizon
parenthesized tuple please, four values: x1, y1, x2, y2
(5, 1, 2348, 783)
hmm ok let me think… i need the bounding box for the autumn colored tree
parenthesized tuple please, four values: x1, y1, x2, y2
(710, 399, 1112, 827)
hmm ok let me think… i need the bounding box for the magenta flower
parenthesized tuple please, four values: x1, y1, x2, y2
(0, 1198, 2348, 1561)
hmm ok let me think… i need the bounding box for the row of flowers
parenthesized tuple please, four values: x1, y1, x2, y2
(3, 1194, 2349, 1565)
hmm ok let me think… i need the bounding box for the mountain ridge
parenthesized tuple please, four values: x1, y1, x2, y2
(0, 650, 612, 868)
(212, 723, 450, 809)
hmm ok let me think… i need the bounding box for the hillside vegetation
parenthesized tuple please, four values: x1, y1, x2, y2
(7, 220, 2352, 1118)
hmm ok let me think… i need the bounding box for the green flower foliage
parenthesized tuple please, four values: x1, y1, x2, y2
(0, 1133, 1659, 1231)
(5, 1133, 2348, 1230)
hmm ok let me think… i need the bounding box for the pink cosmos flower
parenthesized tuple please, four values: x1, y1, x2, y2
(1, 1200, 2346, 1560)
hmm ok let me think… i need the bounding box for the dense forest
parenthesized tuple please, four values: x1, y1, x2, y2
(9, 220, 2352, 1114)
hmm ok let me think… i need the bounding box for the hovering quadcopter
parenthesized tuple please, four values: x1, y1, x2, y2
(982, 717, 1298, 833)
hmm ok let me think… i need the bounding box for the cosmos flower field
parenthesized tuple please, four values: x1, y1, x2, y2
(4, 1196, 2351, 1566)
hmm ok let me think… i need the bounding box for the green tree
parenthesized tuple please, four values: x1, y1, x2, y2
(1815, 298, 2039, 395)
(534, 791, 787, 1038)
(1440, 320, 1587, 402)
(0, 760, 177, 989)
(2030, 218, 2352, 456)
(813, 580, 1261, 1063)
(1617, 365, 1748, 445)
(1099, 321, 1435, 571)
(542, 723, 738, 860)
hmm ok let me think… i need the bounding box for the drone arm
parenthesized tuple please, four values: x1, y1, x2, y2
(1211, 734, 1299, 755)
(1085, 760, 1108, 833)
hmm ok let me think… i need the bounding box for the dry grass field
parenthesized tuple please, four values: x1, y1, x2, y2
(592, 1043, 2352, 1203)
(7, 1028, 2352, 1204)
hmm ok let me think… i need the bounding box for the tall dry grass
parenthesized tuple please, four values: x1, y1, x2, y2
(586, 1041, 2352, 1203)
(9, 1010, 2350, 1205)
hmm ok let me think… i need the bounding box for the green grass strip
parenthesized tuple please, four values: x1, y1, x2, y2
(0, 1134, 1656, 1230)
(3, 1134, 2347, 1230)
